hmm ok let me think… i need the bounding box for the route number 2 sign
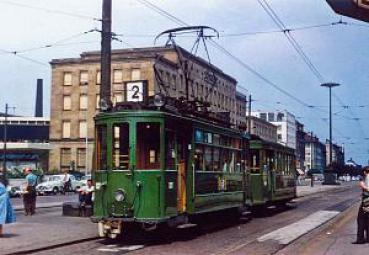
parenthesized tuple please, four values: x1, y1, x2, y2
(125, 81, 147, 102)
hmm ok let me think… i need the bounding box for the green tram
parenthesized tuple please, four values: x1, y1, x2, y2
(248, 137, 297, 207)
(92, 110, 296, 238)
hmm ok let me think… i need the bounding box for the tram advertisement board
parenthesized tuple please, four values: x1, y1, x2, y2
(326, 0, 369, 22)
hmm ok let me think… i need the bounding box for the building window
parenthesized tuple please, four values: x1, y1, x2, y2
(96, 94, 100, 109)
(63, 96, 71, 111)
(62, 121, 71, 139)
(63, 72, 72, 86)
(79, 121, 87, 138)
(268, 113, 275, 122)
(60, 148, 71, 167)
(277, 113, 285, 121)
(79, 94, 88, 110)
(113, 93, 123, 105)
(113, 69, 123, 83)
(260, 113, 267, 121)
(96, 71, 101, 85)
(80, 71, 88, 85)
(131, 69, 141, 80)
(77, 148, 86, 168)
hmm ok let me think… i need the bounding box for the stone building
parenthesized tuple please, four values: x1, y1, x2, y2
(246, 116, 277, 143)
(49, 46, 246, 172)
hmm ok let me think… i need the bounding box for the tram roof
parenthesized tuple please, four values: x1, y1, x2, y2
(95, 110, 246, 137)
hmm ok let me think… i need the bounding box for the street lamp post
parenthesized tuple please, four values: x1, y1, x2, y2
(1, 104, 8, 185)
(321, 82, 340, 183)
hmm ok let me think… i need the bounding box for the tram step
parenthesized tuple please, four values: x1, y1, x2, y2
(176, 223, 197, 229)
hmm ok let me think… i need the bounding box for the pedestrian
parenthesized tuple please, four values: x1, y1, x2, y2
(62, 171, 72, 194)
(78, 179, 94, 216)
(23, 167, 37, 216)
(0, 181, 16, 237)
(354, 166, 369, 244)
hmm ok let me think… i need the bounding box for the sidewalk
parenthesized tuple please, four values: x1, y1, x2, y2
(296, 180, 354, 197)
(277, 202, 364, 255)
(0, 207, 97, 255)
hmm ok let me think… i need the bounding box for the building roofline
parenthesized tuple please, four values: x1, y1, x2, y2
(50, 45, 237, 83)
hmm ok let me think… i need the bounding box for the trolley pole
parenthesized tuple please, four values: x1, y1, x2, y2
(100, 0, 113, 110)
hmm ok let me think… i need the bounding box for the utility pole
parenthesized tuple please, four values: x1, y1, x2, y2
(247, 94, 252, 134)
(100, 0, 113, 110)
(321, 83, 340, 167)
(1, 104, 8, 185)
(321, 82, 340, 184)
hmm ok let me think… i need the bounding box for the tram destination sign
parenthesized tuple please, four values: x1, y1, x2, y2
(326, 0, 369, 22)
(125, 80, 148, 102)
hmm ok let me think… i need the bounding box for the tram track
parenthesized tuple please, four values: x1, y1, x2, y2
(8, 183, 359, 255)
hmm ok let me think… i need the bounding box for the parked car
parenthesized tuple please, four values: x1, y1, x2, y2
(36, 175, 83, 195)
(80, 174, 92, 187)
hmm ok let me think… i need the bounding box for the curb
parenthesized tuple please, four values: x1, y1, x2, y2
(14, 203, 63, 212)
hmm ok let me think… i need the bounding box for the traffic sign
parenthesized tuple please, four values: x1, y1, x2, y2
(326, 0, 369, 22)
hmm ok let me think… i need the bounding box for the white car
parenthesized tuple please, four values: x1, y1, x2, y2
(36, 175, 83, 195)
(80, 174, 92, 187)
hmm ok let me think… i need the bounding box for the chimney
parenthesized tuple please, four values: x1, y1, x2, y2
(35, 79, 43, 117)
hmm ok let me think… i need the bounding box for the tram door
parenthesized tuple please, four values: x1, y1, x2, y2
(177, 133, 189, 213)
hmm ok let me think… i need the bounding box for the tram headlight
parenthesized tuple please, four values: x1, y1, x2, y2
(114, 190, 125, 202)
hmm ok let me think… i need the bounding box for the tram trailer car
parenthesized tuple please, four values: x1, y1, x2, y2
(248, 137, 297, 208)
(92, 110, 250, 238)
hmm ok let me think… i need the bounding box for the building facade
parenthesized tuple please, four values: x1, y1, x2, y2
(0, 116, 50, 171)
(49, 46, 246, 172)
(304, 133, 326, 173)
(325, 140, 345, 167)
(246, 116, 277, 143)
(295, 121, 306, 173)
(235, 92, 247, 128)
(251, 110, 296, 149)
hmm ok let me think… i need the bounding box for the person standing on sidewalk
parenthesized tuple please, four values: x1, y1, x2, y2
(354, 166, 369, 244)
(23, 168, 37, 216)
(0, 181, 16, 237)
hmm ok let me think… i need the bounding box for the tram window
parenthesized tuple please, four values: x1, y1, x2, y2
(204, 132, 212, 144)
(165, 131, 175, 170)
(213, 148, 220, 171)
(194, 145, 204, 171)
(213, 134, 220, 145)
(229, 151, 235, 173)
(220, 149, 229, 172)
(96, 125, 107, 170)
(136, 123, 161, 170)
(195, 129, 203, 143)
(204, 146, 212, 171)
(112, 123, 129, 170)
(235, 151, 241, 172)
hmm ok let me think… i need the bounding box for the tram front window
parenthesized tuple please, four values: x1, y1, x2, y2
(96, 125, 107, 170)
(136, 122, 161, 170)
(113, 123, 130, 170)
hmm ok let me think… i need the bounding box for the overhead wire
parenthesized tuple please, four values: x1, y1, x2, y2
(257, 0, 368, 154)
(137, 0, 365, 157)
(0, 0, 101, 21)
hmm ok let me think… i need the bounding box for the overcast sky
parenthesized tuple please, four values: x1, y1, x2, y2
(0, 0, 368, 164)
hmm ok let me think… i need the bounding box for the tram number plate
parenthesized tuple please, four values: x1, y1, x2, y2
(126, 81, 147, 102)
